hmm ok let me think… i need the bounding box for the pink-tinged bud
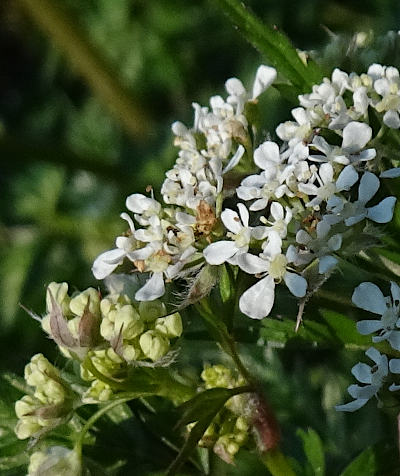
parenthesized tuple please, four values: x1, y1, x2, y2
(249, 394, 280, 452)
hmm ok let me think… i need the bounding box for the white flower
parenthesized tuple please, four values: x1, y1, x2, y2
(353, 281, 400, 350)
(370, 64, 400, 128)
(125, 193, 161, 226)
(326, 172, 397, 226)
(335, 347, 388, 412)
(92, 213, 149, 280)
(276, 107, 314, 146)
(236, 141, 292, 211)
(203, 203, 266, 266)
(289, 222, 342, 274)
(237, 231, 307, 319)
(260, 202, 293, 239)
(310, 122, 375, 165)
(298, 163, 358, 209)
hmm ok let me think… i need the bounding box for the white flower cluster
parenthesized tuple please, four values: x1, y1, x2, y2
(92, 64, 400, 321)
(336, 281, 400, 412)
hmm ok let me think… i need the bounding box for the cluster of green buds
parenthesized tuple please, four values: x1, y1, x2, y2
(40, 282, 183, 403)
(194, 365, 251, 464)
(15, 354, 74, 440)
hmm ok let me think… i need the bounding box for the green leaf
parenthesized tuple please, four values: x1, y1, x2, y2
(176, 386, 250, 428)
(340, 447, 376, 476)
(297, 428, 325, 476)
(320, 310, 372, 349)
(213, 0, 324, 92)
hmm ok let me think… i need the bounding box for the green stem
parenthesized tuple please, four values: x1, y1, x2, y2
(17, 0, 152, 141)
(74, 396, 136, 458)
(261, 449, 296, 476)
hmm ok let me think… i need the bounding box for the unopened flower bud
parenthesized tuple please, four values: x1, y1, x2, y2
(138, 300, 166, 321)
(69, 288, 100, 316)
(201, 365, 233, 389)
(155, 313, 182, 338)
(46, 282, 70, 317)
(139, 330, 170, 361)
(83, 379, 113, 403)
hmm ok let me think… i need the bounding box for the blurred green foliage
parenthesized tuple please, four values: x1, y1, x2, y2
(1, 0, 400, 474)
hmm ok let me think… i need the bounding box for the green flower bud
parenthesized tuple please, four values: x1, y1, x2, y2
(69, 288, 100, 316)
(27, 447, 81, 476)
(100, 293, 131, 318)
(83, 379, 113, 404)
(201, 365, 234, 389)
(155, 313, 182, 338)
(214, 435, 240, 463)
(101, 305, 143, 341)
(139, 330, 170, 361)
(46, 282, 70, 317)
(80, 349, 124, 382)
(24, 354, 59, 391)
(15, 415, 42, 440)
(121, 342, 142, 362)
(138, 300, 166, 321)
(15, 355, 73, 440)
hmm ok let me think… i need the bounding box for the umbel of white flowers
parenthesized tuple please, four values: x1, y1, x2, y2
(336, 281, 400, 412)
(92, 63, 400, 320)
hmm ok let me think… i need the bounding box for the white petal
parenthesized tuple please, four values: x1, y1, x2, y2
(365, 346, 385, 366)
(135, 272, 165, 301)
(358, 172, 380, 203)
(312, 136, 331, 155)
(237, 253, 270, 274)
(270, 202, 284, 221)
(318, 256, 338, 273)
(367, 197, 396, 223)
(120, 212, 135, 233)
(221, 209, 242, 234)
(389, 358, 400, 374)
(336, 165, 358, 191)
(263, 231, 282, 257)
(335, 398, 369, 412)
(250, 198, 268, 211)
(237, 203, 249, 228)
(296, 229, 312, 245)
(388, 331, 400, 350)
(352, 282, 387, 315)
(357, 320, 383, 335)
(254, 141, 280, 169)
(239, 275, 275, 319)
(319, 162, 333, 184)
(203, 241, 237, 265)
(252, 65, 277, 99)
(391, 281, 400, 303)
(292, 107, 308, 125)
(283, 272, 307, 297)
(351, 363, 373, 384)
(342, 122, 372, 153)
(358, 148, 376, 161)
(380, 167, 400, 178)
(367, 63, 385, 80)
(345, 213, 366, 227)
(223, 145, 245, 173)
(92, 249, 126, 279)
(383, 110, 400, 129)
(225, 77, 246, 97)
(328, 234, 342, 251)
